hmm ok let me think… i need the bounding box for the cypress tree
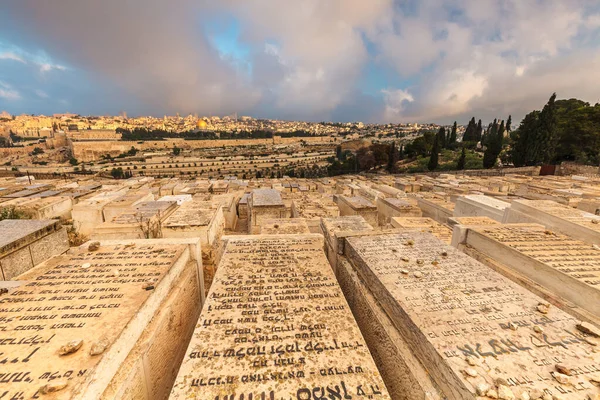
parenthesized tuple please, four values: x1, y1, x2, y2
(498, 120, 505, 143)
(510, 111, 540, 167)
(428, 135, 440, 171)
(483, 119, 503, 168)
(457, 147, 466, 170)
(537, 93, 558, 163)
(437, 126, 447, 149)
(506, 115, 512, 132)
(449, 121, 457, 145)
(476, 119, 483, 143)
(387, 142, 398, 173)
(463, 117, 476, 142)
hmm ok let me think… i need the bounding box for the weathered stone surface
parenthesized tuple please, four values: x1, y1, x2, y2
(0, 239, 203, 399)
(248, 189, 289, 234)
(504, 200, 600, 246)
(377, 197, 422, 226)
(344, 231, 600, 398)
(415, 196, 455, 224)
(462, 223, 600, 318)
(259, 217, 311, 234)
(0, 219, 69, 280)
(391, 217, 452, 244)
(320, 216, 374, 275)
(454, 195, 510, 222)
(171, 234, 390, 399)
(336, 257, 444, 399)
(337, 195, 379, 227)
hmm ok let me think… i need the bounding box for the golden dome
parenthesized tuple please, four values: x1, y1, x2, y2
(197, 119, 207, 128)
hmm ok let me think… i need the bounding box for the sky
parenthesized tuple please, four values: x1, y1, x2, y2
(1, 0, 599, 124)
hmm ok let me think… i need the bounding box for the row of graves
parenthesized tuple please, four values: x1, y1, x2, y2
(1, 172, 600, 398)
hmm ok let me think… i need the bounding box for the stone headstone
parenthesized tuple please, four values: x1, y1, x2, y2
(0, 219, 69, 280)
(344, 231, 600, 398)
(171, 234, 390, 400)
(0, 238, 203, 399)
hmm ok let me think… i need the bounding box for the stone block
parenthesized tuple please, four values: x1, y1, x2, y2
(170, 234, 390, 399)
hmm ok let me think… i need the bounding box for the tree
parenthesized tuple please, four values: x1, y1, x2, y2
(537, 93, 558, 163)
(437, 127, 447, 149)
(405, 131, 435, 157)
(69, 157, 79, 166)
(173, 146, 181, 156)
(483, 119, 502, 168)
(386, 142, 398, 173)
(449, 121, 457, 146)
(110, 167, 124, 179)
(31, 147, 44, 155)
(462, 117, 477, 146)
(457, 147, 466, 170)
(475, 119, 483, 143)
(335, 145, 343, 160)
(428, 134, 439, 171)
(510, 111, 540, 166)
(506, 115, 512, 132)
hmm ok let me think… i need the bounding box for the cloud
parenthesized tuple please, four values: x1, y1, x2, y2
(0, 81, 20, 100)
(39, 63, 66, 73)
(382, 88, 414, 120)
(0, 0, 599, 122)
(0, 52, 25, 63)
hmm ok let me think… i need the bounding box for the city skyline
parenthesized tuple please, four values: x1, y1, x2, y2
(1, 1, 599, 124)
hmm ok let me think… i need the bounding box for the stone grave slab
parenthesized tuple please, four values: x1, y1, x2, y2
(248, 189, 289, 234)
(337, 196, 378, 227)
(448, 216, 500, 247)
(335, 256, 443, 399)
(344, 231, 600, 399)
(259, 218, 311, 234)
(447, 216, 499, 227)
(0, 219, 69, 280)
(461, 223, 600, 320)
(171, 234, 390, 400)
(391, 217, 452, 244)
(376, 197, 422, 226)
(504, 199, 600, 245)
(162, 200, 226, 292)
(415, 196, 455, 224)
(320, 216, 374, 274)
(453, 195, 510, 222)
(0, 238, 203, 399)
